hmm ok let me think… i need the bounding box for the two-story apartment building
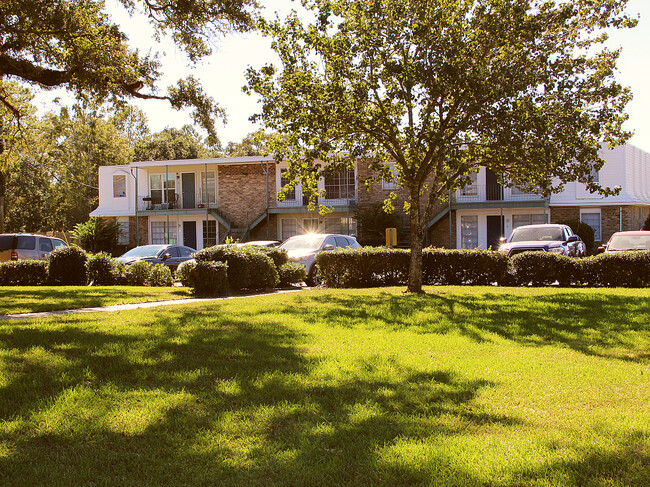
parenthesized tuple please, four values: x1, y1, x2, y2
(91, 144, 650, 251)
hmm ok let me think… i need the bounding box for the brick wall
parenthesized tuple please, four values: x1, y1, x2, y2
(127, 216, 148, 246)
(427, 211, 456, 248)
(549, 206, 580, 225)
(218, 163, 277, 228)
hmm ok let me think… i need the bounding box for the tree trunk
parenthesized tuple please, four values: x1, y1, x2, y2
(0, 170, 4, 234)
(406, 193, 424, 293)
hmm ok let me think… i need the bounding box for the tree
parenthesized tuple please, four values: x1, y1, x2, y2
(224, 129, 272, 156)
(134, 126, 216, 161)
(246, 0, 636, 292)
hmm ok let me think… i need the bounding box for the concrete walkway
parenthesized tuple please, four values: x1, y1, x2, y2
(1, 288, 304, 321)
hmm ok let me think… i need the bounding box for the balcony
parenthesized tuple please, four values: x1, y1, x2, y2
(138, 192, 218, 212)
(454, 185, 546, 205)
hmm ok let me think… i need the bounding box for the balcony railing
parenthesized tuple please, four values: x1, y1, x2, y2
(138, 192, 218, 211)
(454, 185, 544, 203)
(277, 196, 357, 207)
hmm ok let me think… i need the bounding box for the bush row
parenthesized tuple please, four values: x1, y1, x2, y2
(316, 247, 650, 288)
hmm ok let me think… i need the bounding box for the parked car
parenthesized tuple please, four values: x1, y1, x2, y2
(498, 224, 586, 257)
(115, 244, 196, 271)
(0, 233, 68, 262)
(280, 233, 361, 286)
(597, 231, 650, 253)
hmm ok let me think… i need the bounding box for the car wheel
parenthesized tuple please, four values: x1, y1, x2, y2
(307, 265, 322, 287)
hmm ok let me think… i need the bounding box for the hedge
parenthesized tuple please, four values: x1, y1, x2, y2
(581, 251, 650, 287)
(510, 252, 580, 287)
(194, 245, 279, 290)
(192, 261, 228, 296)
(0, 260, 48, 286)
(48, 246, 88, 285)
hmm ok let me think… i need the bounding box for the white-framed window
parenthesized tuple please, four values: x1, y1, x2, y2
(580, 209, 601, 241)
(324, 168, 355, 200)
(151, 221, 177, 244)
(202, 220, 217, 247)
(113, 174, 126, 198)
(460, 172, 479, 196)
(150, 173, 176, 204)
(460, 215, 479, 249)
(323, 216, 356, 235)
(382, 163, 399, 190)
(281, 169, 296, 200)
(512, 213, 547, 229)
(117, 219, 129, 245)
(281, 218, 297, 240)
(200, 171, 216, 205)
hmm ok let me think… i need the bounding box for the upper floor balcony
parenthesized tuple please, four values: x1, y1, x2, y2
(453, 184, 547, 207)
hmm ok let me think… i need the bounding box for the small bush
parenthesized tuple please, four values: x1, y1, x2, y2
(175, 260, 197, 287)
(278, 262, 308, 287)
(149, 264, 173, 287)
(48, 246, 87, 285)
(192, 261, 228, 296)
(256, 247, 289, 269)
(582, 251, 650, 287)
(72, 217, 122, 254)
(0, 260, 48, 286)
(194, 245, 279, 290)
(423, 249, 509, 286)
(124, 260, 154, 286)
(86, 252, 122, 285)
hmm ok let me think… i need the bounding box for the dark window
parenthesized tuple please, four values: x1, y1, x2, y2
(335, 237, 350, 248)
(52, 239, 67, 249)
(39, 238, 53, 252)
(180, 247, 194, 257)
(324, 237, 336, 248)
(0, 235, 14, 250)
(16, 236, 36, 250)
(324, 168, 355, 200)
(166, 247, 180, 257)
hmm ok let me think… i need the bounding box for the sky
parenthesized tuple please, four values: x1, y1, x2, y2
(34, 0, 650, 153)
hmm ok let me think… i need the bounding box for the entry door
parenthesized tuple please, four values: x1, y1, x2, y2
(485, 168, 502, 200)
(183, 221, 197, 249)
(182, 173, 196, 209)
(486, 215, 504, 250)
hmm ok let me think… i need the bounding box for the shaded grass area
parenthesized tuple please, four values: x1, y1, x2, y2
(0, 286, 191, 315)
(0, 287, 648, 486)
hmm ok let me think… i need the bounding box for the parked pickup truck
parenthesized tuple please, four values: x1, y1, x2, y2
(498, 224, 586, 257)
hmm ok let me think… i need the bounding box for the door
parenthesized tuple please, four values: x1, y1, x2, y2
(486, 215, 504, 250)
(485, 168, 502, 200)
(182, 173, 196, 209)
(183, 221, 197, 249)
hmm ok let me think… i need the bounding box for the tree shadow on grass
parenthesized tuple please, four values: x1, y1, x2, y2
(0, 307, 518, 486)
(286, 290, 650, 362)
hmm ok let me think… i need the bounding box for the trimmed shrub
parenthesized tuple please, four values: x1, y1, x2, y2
(192, 261, 228, 296)
(86, 252, 121, 285)
(511, 252, 581, 286)
(124, 260, 154, 286)
(194, 245, 279, 290)
(0, 260, 48, 286)
(149, 264, 173, 287)
(256, 247, 289, 269)
(423, 249, 509, 286)
(48, 246, 87, 285)
(582, 251, 650, 287)
(175, 260, 197, 288)
(278, 262, 308, 287)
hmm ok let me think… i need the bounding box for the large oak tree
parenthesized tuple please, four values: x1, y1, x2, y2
(246, 0, 636, 292)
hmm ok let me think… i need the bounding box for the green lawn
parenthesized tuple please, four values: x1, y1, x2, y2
(0, 287, 648, 486)
(0, 286, 192, 315)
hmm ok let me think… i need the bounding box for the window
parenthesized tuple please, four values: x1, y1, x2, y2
(200, 171, 216, 205)
(324, 168, 355, 200)
(281, 170, 296, 200)
(150, 173, 176, 205)
(335, 237, 352, 248)
(16, 236, 35, 250)
(151, 221, 177, 244)
(281, 219, 297, 240)
(117, 220, 129, 245)
(180, 247, 194, 257)
(382, 163, 399, 190)
(52, 239, 67, 249)
(461, 172, 478, 196)
(113, 174, 126, 198)
(512, 213, 547, 229)
(39, 238, 53, 252)
(166, 247, 180, 258)
(203, 220, 217, 247)
(460, 215, 479, 249)
(581, 210, 601, 241)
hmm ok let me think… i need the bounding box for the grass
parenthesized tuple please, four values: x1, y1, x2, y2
(0, 286, 192, 315)
(0, 286, 648, 486)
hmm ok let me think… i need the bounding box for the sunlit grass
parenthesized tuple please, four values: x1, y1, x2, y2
(0, 286, 191, 315)
(0, 286, 648, 486)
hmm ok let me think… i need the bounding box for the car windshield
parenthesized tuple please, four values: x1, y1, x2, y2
(120, 245, 166, 258)
(280, 235, 326, 251)
(608, 235, 650, 251)
(509, 227, 563, 243)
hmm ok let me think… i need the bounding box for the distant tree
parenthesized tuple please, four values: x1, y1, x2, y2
(134, 126, 217, 161)
(110, 105, 150, 147)
(72, 217, 121, 254)
(224, 129, 272, 156)
(246, 0, 636, 292)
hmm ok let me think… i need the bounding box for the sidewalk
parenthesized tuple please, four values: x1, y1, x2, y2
(1, 288, 304, 321)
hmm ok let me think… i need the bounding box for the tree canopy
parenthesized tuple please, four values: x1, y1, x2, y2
(246, 0, 636, 292)
(0, 0, 259, 143)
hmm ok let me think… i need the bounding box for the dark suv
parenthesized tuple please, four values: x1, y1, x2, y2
(498, 224, 586, 257)
(0, 233, 69, 262)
